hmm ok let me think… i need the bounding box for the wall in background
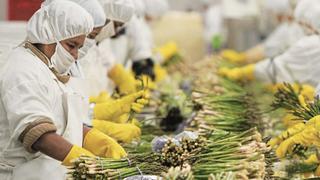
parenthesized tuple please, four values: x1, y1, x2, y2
(0, 0, 7, 20)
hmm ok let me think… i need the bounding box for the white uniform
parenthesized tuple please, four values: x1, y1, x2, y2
(203, 4, 224, 45)
(0, 46, 86, 180)
(255, 35, 320, 86)
(263, 21, 305, 58)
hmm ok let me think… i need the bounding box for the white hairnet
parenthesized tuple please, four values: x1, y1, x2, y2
(69, 0, 106, 27)
(132, 0, 146, 17)
(100, 0, 134, 23)
(143, 0, 169, 18)
(264, 0, 292, 15)
(27, 0, 94, 44)
(295, 0, 320, 31)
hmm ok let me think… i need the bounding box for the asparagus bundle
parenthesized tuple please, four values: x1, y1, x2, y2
(192, 128, 268, 179)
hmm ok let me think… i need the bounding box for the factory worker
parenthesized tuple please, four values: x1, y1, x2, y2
(0, 1, 127, 180)
(68, 0, 146, 143)
(80, 0, 139, 96)
(221, 0, 305, 64)
(202, 0, 224, 52)
(109, 0, 169, 80)
(219, 0, 320, 87)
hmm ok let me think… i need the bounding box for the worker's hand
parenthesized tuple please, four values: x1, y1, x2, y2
(93, 91, 148, 120)
(281, 113, 304, 128)
(268, 122, 306, 148)
(89, 91, 111, 104)
(62, 145, 94, 166)
(220, 49, 246, 64)
(92, 120, 141, 143)
(83, 129, 127, 159)
(154, 64, 167, 83)
(109, 64, 137, 95)
(155, 41, 178, 62)
(218, 64, 255, 81)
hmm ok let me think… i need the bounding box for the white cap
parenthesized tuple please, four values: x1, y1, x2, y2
(69, 0, 106, 27)
(27, 0, 94, 44)
(132, 0, 146, 17)
(143, 0, 169, 19)
(100, 0, 135, 23)
(264, 0, 292, 15)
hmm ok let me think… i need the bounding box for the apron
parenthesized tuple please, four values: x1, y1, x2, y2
(1, 43, 88, 180)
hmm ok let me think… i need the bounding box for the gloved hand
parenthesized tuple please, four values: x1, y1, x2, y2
(275, 115, 320, 158)
(211, 34, 223, 50)
(269, 115, 320, 148)
(155, 41, 178, 62)
(220, 49, 246, 64)
(218, 64, 255, 81)
(154, 64, 167, 83)
(269, 83, 315, 101)
(93, 91, 149, 120)
(83, 128, 127, 159)
(92, 120, 141, 143)
(89, 91, 111, 104)
(109, 64, 137, 95)
(62, 145, 94, 166)
(281, 113, 304, 128)
(305, 154, 320, 176)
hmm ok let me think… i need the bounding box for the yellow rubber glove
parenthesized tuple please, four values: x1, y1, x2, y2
(93, 91, 148, 120)
(268, 122, 306, 148)
(109, 64, 137, 95)
(92, 120, 141, 143)
(83, 128, 127, 159)
(305, 154, 320, 164)
(269, 115, 320, 148)
(154, 64, 167, 83)
(218, 64, 255, 81)
(89, 91, 111, 104)
(269, 83, 315, 100)
(282, 113, 304, 128)
(62, 145, 94, 166)
(155, 41, 178, 62)
(220, 49, 246, 64)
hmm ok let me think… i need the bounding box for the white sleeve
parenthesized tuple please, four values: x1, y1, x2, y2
(1, 80, 55, 141)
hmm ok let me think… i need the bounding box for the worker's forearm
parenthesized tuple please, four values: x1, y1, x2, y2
(245, 45, 265, 64)
(32, 132, 73, 162)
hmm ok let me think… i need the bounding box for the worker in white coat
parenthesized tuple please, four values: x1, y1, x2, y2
(67, 0, 146, 143)
(0, 1, 127, 179)
(219, 0, 320, 87)
(202, 0, 224, 52)
(221, 0, 305, 64)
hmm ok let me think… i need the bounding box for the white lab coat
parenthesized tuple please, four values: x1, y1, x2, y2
(203, 4, 224, 45)
(0, 46, 86, 179)
(255, 35, 320, 86)
(263, 21, 305, 58)
(78, 43, 115, 97)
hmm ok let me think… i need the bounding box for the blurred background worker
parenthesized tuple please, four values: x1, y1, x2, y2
(221, 0, 305, 64)
(107, 0, 169, 80)
(219, 0, 320, 87)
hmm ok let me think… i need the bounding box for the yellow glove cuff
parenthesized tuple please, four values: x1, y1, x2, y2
(62, 145, 94, 166)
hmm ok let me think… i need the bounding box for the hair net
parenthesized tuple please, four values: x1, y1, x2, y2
(27, 0, 94, 44)
(294, 0, 320, 31)
(143, 0, 169, 18)
(100, 0, 134, 23)
(69, 0, 106, 27)
(132, 0, 146, 17)
(264, 0, 292, 15)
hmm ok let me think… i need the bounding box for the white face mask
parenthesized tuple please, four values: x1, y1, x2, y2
(50, 42, 75, 74)
(95, 21, 116, 43)
(79, 38, 96, 59)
